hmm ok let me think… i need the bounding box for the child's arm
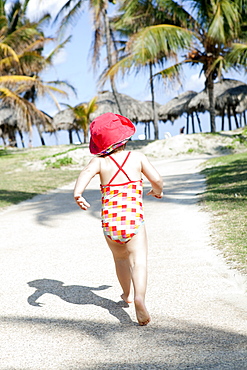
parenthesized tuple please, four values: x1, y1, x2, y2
(140, 153, 163, 199)
(74, 157, 100, 210)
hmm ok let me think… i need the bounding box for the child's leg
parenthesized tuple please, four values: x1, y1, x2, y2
(105, 236, 132, 303)
(105, 224, 150, 325)
(126, 224, 150, 325)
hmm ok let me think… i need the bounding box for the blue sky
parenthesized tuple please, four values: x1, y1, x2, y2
(3, 0, 247, 147)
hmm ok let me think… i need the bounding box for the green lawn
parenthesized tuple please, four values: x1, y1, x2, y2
(201, 152, 247, 273)
(0, 146, 82, 208)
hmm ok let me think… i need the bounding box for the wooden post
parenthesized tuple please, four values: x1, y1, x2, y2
(232, 106, 239, 129)
(191, 113, 195, 133)
(227, 106, 232, 131)
(221, 108, 225, 131)
(186, 113, 189, 134)
(195, 112, 202, 132)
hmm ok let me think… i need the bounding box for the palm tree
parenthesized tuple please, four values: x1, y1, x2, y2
(0, 75, 70, 145)
(55, 0, 123, 114)
(110, 0, 194, 139)
(62, 97, 98, 143)
(0, 0, 75, 146)
(105, 0, 246, 133)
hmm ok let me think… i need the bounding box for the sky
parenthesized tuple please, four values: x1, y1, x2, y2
(2, 0, 247, 147)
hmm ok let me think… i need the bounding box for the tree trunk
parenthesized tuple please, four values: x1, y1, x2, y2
(149, 63, 158, 140)
(206, 73, 216, 132)
(103, 7, 123, 115)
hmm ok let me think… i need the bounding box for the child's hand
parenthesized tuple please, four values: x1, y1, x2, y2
(146, 189, 163, 199)
(74, 195, 90, 210)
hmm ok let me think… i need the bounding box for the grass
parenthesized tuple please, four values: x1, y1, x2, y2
(0, 145, 82, 208)
(201, 152, 247, 273)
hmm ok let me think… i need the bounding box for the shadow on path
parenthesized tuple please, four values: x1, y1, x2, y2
(27, 279, 132, 325)
(1, 314, 247, 368)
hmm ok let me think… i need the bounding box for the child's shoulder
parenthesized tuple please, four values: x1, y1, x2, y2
(129, 150, 146, 161)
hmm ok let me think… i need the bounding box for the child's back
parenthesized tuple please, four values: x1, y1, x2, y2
(98, 150, 142, 185)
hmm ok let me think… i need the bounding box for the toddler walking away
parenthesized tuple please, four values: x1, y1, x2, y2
(74, 112, 163, 326)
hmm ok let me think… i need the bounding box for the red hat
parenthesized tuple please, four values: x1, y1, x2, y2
(89, 112, 136, 155)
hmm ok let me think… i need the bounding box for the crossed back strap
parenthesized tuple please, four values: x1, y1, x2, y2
(107, 151, 131, 184)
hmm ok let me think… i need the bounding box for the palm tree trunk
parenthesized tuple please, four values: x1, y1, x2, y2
(149, 62, 158, 140)
(103, 6, 123, 115)
(206, 73, 216, 133)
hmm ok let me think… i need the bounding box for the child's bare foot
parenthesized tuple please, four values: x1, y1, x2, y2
(134, 297, 151, 326)
(121, 293, 133, 304)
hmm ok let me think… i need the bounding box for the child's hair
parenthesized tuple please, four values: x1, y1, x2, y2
(101, 143, 127, 157)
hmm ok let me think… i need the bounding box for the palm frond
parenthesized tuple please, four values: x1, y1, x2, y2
(22, 37, 53, 53)
(127, 24, 192, 62)
(0, 14, 7, 31)
(208, 0, 240, 44)
(86, 96, 98, 114)
(46, 80, 77, 96)
(227, 42, 247, 66)
(55, 0, 85, 38)
(0, 86, 32, 131)
(0, 1, 7, 17)
(19, 52, 47, 74)
(152, 61, 184, 86)
(45, 35, 72, 65)
(4, 25, 42, 52)
(0, 86, 53, 132)
(0, 42, 19, 61)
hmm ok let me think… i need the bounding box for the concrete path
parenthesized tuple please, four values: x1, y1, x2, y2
(0, 156, 246, 369)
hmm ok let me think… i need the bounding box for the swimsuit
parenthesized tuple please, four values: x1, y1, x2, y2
(100, 152, 144, 244)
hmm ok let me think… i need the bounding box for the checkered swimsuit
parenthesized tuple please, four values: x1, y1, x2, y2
(100, 152, 144, 244)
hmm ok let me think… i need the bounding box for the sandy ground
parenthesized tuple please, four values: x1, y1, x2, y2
(0, 154, 247, 369)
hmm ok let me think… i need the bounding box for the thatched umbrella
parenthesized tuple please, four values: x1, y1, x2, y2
(0, 103, 53, 147)
(89, 91, 155, 123)
(52, 108, 76, 130)
(53, 108, 83, 144)
(53, 92, 160, 142)
(215, 83, 247, 129)
(158, 91, 199, 134)
(187, 79, 247, 132)
(188, 79, 244, 113)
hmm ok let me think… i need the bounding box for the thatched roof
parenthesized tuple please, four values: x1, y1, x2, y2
(215, 83, 247, 113)
(52, 108, 76, 130)
(0, 103, 53, 132)
(89, 91, 156, 123)
(188, 79, 245, 113)
(158, 91, 197, 122)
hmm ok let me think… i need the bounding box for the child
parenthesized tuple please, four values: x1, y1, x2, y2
(74, 112, 163, 326)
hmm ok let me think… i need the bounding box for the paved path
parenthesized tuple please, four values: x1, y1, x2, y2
(0, 156, 247, 369)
